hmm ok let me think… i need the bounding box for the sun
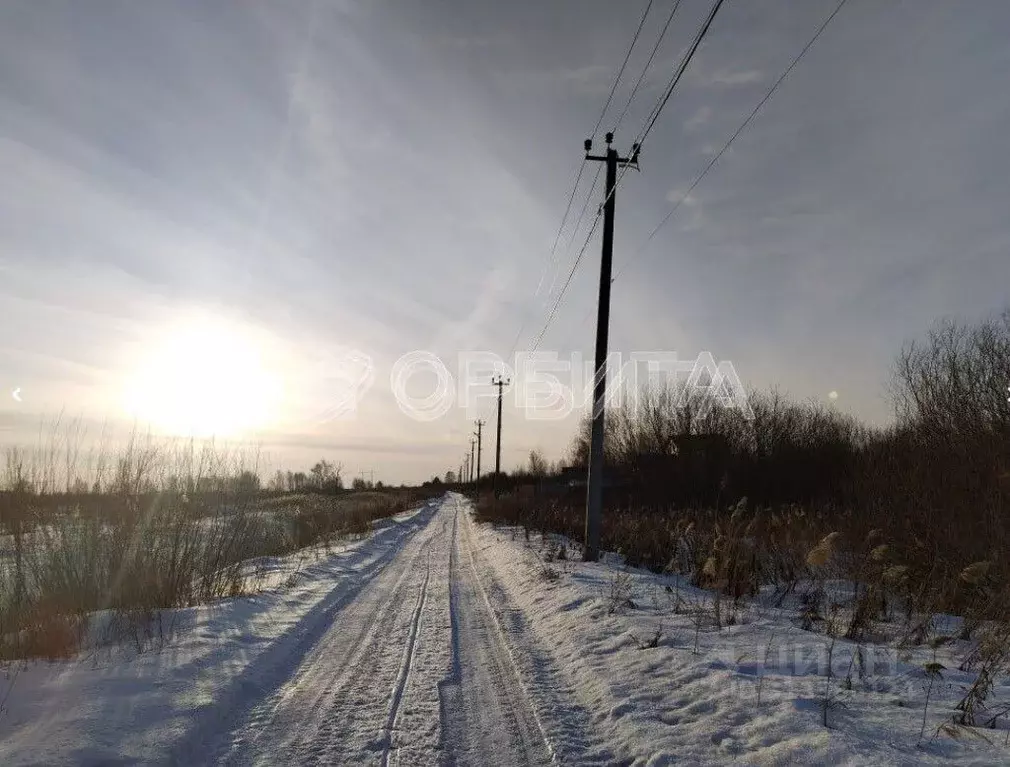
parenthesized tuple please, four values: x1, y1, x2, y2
(122, 315, 282, 438)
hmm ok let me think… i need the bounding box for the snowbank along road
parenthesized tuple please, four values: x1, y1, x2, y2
(185, 493, 594, 766)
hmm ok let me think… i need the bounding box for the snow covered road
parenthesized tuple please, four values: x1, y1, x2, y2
(185, 493, 584, 766)
(204, 499, 450, 765)
(0, 493, 610, 765)
(437, 497, 553, 766)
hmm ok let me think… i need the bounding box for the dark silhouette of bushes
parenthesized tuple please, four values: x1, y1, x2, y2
(481, 310, 1010, 620)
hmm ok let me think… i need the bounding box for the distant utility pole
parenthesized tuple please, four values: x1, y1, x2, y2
(469, 437, 476, 486)
(463, 453, 469, 486)
(491, 376, 510, 497)
(583, 132, 640, 562)
(474, 419, 485, 488)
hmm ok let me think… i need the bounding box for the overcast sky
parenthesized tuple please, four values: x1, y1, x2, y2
(1, 0, 1008, 484)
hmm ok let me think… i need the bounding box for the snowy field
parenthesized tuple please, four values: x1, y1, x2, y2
(0, 493, 1006, 765)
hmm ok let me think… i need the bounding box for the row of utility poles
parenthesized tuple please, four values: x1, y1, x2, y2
(455, 134, 635, 562)
(453, 376, 510, 495)
(451, 130, 632, 562)
(457, 433, 478, 486)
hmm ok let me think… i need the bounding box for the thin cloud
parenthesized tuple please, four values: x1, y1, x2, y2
(710, 68, 763, 86)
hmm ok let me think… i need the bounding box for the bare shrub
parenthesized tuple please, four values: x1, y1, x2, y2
(0, 426, 418, 660)
(607, 569, 635, 614)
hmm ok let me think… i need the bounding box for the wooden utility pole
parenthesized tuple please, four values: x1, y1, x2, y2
(491, 376, 510, 497)
(474, 419, 485, 489)
(469, 437, 476, 486)
(583, 132, 639, 562)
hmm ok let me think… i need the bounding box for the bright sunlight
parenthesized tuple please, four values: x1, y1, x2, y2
(122, 314, 282, 438)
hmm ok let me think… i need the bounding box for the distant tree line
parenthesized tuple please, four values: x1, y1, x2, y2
(268, 460, 343, 493)
(512, 310, 1010, 568)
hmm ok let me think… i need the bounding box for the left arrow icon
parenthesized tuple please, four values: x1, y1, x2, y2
(12, 388, 22, 402)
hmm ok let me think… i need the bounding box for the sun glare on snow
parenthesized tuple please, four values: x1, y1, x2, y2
(122, 316, 283, 438)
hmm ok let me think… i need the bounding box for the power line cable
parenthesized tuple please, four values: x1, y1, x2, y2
(534, 162, 587, 297)
(611, 0, 686, 133)
(528, 0, 697, 355)
(592, 0, 657, 139)
(508, 159, 588, 360)
(518, 165, 603, 361)
(614, 0, 851, 284)
(558, 0, 849, 349)
(507, 0, 657, 360)
(529, 211, 603, 354)
(533, 0, 657, 303)
(544, 163, 603, 299)
(519, 0, 715, 358)
(589, 0, 727, 243)
(637, 0, 727, 150)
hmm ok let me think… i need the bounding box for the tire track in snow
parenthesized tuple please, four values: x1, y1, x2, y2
(461, 502, 557, 765)
(282, 516, 446, 764)
(435, 506, 464, 761)
(457, 497, 606, 764)
(189, 495, 593, 765)
(169, 501, 441, 766)
(384, 512, 455, 766)
(381, 548, 431, 766)
(214, 501, 449, 765)
(437, 497, 556, 766)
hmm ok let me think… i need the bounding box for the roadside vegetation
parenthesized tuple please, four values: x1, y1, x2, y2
(0, 433, 426, 660)
(477, 310, 1010, 742)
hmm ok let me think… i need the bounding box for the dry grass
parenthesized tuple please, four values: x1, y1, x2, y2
(0, 428, 424, 660)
